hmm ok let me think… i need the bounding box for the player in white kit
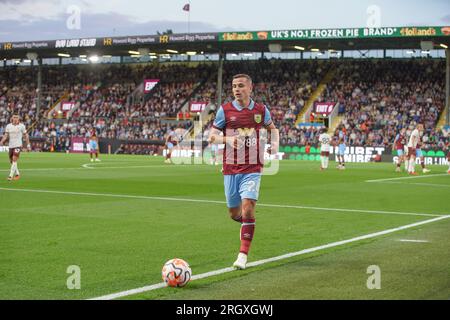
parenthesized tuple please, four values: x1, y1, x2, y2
(0, 115, 31, 181)
(406, 123, 423, 175)
(318, 128, 331, 170)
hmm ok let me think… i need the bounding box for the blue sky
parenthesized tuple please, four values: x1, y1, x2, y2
(0, 0, 449, 42)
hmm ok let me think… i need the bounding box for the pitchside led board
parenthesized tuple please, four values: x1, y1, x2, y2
(70, 137, 86, 153)
(280, 144, 449, 165)
(143, 79, 160, 93)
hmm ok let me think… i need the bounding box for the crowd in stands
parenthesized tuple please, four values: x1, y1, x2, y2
(0, 64, 111, 128)
(1, 58, 447, 155)
(196, 58, 330, 127)
(328, 59, 446, 148)
(280, 59, 446, 149)
(71, 63, 216, 121)
(198, 59, 331, 146)
(1, 63, 209, 150)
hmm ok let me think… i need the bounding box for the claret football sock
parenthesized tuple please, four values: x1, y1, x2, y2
(239, 218, 255, 255)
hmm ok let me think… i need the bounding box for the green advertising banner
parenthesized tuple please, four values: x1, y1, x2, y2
(219, 26, 450, 41)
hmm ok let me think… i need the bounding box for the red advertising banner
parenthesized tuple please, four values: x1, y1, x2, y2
(314, 102, 336, 115)
(70, 137, 86, 153)
(190, 102, 207, 112)
(144, 79, 160, 93)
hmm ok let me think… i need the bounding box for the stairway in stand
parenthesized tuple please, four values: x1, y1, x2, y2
(294, 66, 336, 126)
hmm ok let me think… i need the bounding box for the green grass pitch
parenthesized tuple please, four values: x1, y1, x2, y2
(0, 153, 449, 300)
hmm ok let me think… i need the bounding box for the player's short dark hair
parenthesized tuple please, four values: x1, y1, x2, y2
(232, 74, 252, 83)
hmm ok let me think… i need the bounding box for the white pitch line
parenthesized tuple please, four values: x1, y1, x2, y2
(398, 239, 430, 243)
(0, 164, 187, 172)
(81, 164, 181, 170)
(255, 203, 444, 218)
(380, 182, 450, 188)
(0, 187, 447, 218)
(88, 215, 450, 300)
(0, 167, 81, 172)
(366, 173, 449, 183)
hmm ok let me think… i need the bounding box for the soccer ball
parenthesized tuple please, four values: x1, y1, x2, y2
(162, 258, 192, 287)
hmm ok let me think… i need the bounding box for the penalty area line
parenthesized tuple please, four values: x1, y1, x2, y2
(0, 187, 447, 218)
(88, 215, 450, 300)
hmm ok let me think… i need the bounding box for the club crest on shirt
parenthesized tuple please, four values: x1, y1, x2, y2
(254, 114, 262, 124)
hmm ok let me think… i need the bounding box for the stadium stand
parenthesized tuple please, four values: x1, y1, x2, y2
(0, 58, 447, 154)
(321, 59, 446, 148)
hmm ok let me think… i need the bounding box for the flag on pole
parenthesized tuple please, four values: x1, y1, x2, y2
(183, 4, 190, 11)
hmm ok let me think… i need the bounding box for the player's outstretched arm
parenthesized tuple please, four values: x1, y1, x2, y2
(0, 132, 8, 146)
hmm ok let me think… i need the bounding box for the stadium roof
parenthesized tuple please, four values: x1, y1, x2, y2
(1, 26, 449, 60)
